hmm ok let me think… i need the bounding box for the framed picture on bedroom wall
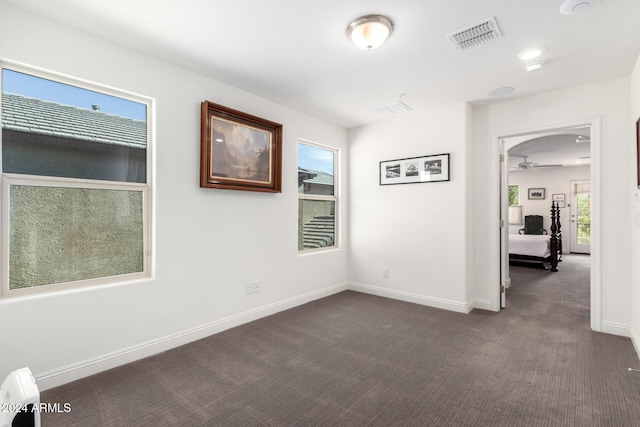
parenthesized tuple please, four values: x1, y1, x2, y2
(200, 101, 282, 193)
(528, 188, 545, 200)
(552, 193, 565, 208)
(379, 153, 450, 185)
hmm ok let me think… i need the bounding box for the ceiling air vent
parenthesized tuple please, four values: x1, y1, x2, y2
(373, 100, 413, 116)
(447, 17, 502, 50)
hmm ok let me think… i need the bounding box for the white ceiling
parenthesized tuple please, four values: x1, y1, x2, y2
(4, 0, 640, 130)
(506, 126, 591, 170)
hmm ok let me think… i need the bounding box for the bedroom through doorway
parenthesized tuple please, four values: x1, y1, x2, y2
(499, 123, 595, 322)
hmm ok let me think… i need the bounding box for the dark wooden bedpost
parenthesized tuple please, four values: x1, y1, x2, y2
(549, 201, 559, 272)
(556, 202, 562, 262)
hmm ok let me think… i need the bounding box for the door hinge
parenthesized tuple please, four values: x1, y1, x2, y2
(500, 154, 505, 162)
(500, 285, 505, 293)
(499, 219, 505, 228)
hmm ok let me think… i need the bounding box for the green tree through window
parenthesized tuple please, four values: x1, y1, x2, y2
(508, 185, 519, 206)
(577, 193, 591, 243)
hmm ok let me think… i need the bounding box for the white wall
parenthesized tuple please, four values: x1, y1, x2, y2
(0, 3, 349, 388)
(630, 53, 640, 357)
(508, 166, 590, 237)
(347, 75, 634, 332)
(473, 77, 633, 334)
(348, 103, 474, 312)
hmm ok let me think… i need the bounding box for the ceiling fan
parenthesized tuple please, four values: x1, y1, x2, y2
(512, 155, 563, 171)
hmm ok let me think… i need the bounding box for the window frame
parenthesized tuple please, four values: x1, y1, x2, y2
(297, 139, 339, 254)
(0, 61, 153, 297)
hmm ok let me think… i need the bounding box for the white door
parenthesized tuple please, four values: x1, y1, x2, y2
(570, 180, 591, 254)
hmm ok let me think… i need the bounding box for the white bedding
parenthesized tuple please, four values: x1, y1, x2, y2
(508, 234, 551, 258)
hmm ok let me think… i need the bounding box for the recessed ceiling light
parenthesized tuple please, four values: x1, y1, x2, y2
(488, 86, 514, 97)
(525, 62, 544, 72)
(518, 48, 544, 61)
(560, 0, 600, 15)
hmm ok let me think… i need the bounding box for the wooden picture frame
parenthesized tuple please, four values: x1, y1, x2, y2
(200, 101, 282, 192)
(528, 188, 545, 200)
(552, 193, 565, 208)
(380, 153, 450, 185)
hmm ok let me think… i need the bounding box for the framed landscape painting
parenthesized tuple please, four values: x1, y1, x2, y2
(380, 153, 450, 185)
(200, 101, 282, 192)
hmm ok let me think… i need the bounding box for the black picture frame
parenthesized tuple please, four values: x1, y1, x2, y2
(380, 153, 450, 185)
(528, 188, 545, 200)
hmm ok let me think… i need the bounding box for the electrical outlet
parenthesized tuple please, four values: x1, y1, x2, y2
(246, 280, 261, 294)
(382, 267, 390, 278)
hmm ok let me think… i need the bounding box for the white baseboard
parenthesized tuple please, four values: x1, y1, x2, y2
(348, 282, 472, 314)
(631, 328, 640, 361)
(600, 320, 631, 338)
(36, 282, 630, 391)
(35, 282, 349, 391)
(471, 298, 494, 311)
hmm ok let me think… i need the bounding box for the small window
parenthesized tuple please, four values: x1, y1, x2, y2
(1, 64, 152, 296)
(298, 141, 337, 251)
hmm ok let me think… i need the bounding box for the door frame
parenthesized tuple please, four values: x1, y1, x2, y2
(494, 117, 601, 331)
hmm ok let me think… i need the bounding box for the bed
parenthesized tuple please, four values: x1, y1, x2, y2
(508, 201, 562, 272)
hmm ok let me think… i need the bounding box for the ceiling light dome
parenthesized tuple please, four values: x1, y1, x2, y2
(525, 62, 544, 72)
(560, 0, 600, 15)
(518, 48, 545, 61)
(347, 15, 393, 50)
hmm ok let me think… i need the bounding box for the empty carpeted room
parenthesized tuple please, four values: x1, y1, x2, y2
(2, 1, 640, 426)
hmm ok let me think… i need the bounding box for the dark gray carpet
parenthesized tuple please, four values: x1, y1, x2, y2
(41, 255, 640, 426)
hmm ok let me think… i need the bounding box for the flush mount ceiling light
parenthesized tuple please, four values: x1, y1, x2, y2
(560, 0, 600, 15)
(347, 14, 393, 50)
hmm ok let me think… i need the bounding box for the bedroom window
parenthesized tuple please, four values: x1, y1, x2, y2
(1, 64, 152, 297)
(508, 185, 519, 206)
(298, 140, 337, 252)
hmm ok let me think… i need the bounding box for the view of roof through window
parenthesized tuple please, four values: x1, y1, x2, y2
(1, 66, 148, 182)
(2, 69, 146, 121)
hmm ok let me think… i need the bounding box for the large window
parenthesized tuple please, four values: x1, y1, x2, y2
(298, 141, 337, 252)
(1, 64, 152, 296)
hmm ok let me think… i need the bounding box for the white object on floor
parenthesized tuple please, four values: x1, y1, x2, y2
(0, 367, 41, 427)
